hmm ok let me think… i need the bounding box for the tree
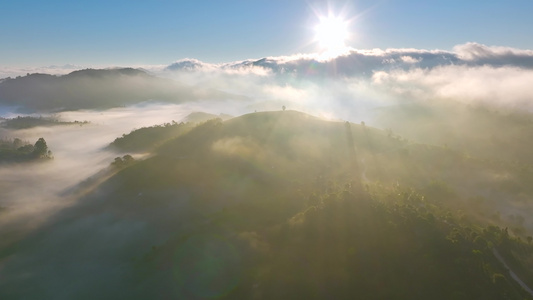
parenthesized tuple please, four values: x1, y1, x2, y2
(32, 138, 50, 158)
(18, 144, 34, 154)
(13, 138, 23, 149)
(122, 154, 134, 164)
(282, 105, 286, 111)
(111, 154, 135, 168)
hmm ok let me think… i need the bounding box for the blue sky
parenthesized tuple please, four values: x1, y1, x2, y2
(1, 0, 533, 67)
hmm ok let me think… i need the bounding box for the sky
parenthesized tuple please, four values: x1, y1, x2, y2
(2, 0, 533, 69)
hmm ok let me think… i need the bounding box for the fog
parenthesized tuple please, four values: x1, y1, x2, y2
(0, 100, 253, 298)
(148, 42, 533, 124)
(5, 42, 533, 120)
(0, 101, 244, 236)
(372, 65, 533, 109)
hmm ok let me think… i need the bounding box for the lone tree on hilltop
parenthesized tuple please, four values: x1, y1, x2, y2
(32, 137, 52, 159)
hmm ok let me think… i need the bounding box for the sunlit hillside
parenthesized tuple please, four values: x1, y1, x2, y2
(2, 110, 533, 299)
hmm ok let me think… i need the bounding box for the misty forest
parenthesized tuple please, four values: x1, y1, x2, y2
(3, 39, 533, 299)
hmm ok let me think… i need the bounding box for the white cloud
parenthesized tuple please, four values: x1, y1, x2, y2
(372, 65, 533, 109)
(3, 42, 533, 121)
(454, 42, 533, 62)
(145, 43, 533, 123)
(400, 56, 421, 64)
(261, 84, 309, 102)
(3, 42, 533, 81)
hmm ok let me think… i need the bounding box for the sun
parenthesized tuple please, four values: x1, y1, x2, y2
(314, 15, 349, 54)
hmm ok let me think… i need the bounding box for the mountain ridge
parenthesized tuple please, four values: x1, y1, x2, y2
(0, 68, 242, 113)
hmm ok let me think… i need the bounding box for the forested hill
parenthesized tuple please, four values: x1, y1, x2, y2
(0, 137, 53, 163)
(108, 112, 233, 153)
(1, 116, 89, 129)
(2, 110, 533, 299)
(0, 68, 241, 112)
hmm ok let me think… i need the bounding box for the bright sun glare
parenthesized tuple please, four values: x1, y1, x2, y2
(314, 15, 349, 54)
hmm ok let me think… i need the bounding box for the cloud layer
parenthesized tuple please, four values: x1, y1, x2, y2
(164, 42, 533, 77)
(158, 42, 533, 116)
(3, 42, 532, 118)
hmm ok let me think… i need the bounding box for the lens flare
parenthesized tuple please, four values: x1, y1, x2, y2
(314, 15, 349, 54)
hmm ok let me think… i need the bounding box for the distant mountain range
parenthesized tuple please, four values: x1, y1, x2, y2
(164, 43, 533, 78)
(0, 68, 244, 112)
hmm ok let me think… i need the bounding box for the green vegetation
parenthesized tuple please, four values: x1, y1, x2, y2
(4, 110, 533, 299)
(109, 121, 194, 153)
(0, 115, 89, 129)
(218, 183, 531, 300)
(96, 112, 533, 298)
(0, 137, 53, 162)
(109, 112, 233, 153)
(111, 154, 135, 168)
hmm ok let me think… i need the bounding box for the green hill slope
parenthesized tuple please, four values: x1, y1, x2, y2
(2, 110, 533, 299)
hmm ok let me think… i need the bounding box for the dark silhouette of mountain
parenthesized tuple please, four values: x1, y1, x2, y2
(1, 115, 89, 129)
(0, 68, 242, 112)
